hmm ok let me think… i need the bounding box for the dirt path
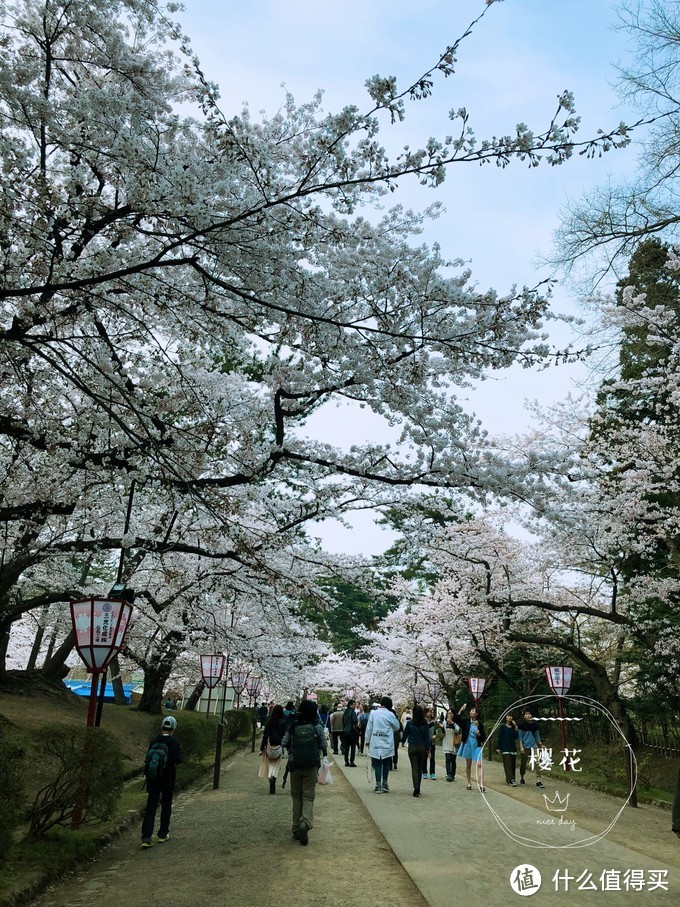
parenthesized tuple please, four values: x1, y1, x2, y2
(30, 749, 428, 907)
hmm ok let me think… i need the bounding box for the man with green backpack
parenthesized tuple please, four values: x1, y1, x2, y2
(140, 715, 182, 849)
(281, 699, 327, 846)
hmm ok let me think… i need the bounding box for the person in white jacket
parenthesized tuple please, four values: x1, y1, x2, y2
(365, 696, 401, 793)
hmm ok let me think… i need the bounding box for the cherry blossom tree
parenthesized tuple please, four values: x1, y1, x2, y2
(1, 0, 640, 695)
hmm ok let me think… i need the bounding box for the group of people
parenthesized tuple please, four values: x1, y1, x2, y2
(313, 699, 548, 800)
(139, 699, 680, 850)
(496, 709, 546, 789)
(260, 695, 488, 845)
(259, 697, 329, 845)
(327, 699, 369, 764)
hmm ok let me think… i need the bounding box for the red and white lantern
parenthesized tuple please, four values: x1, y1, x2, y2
(71, 598, 132, 674)
(245, 674, 262, 704)
(200, 654, 225, 719)
(545, 665, 573, 698)
(200, 654, 226, 689)
(70, 598, 132, 727)
(231, 666, 248, 709)
(468, 676, 486, 703)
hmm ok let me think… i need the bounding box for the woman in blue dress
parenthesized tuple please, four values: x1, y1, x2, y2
(456, 703, 487, 791)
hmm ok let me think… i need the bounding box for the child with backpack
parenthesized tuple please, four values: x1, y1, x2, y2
(141, 716, 182, 848)
(280, 699, 327, 846)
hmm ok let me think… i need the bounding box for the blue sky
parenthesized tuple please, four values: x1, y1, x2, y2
(176, 0, 643, 552)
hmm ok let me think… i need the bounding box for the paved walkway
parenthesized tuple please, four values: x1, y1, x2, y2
(30, 747, 679, 907)
(338, 750, 679, 905)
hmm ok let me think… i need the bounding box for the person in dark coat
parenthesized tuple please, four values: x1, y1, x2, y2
(342, 699, 358, 766)
(401, 704, 431, 797)
(260, 704, 287, 794)
(496, 712, 519, 785)
(141, 716, 182, 848)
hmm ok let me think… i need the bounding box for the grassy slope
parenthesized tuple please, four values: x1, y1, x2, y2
(0, 673, 249, 906)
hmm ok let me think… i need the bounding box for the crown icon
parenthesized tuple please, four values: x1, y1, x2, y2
(544, 791, 570, 813)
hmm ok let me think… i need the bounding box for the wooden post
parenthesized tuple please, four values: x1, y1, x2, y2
(212, 722, 224, 790)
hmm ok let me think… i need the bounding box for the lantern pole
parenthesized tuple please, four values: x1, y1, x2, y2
(69, 597, 132, 829)
(545, 666, 573, 770)
(86, 675, 99, 727)
(212, 653, 231, 791)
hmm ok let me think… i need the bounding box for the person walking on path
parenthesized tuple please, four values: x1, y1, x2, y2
(281, 698, 327, 846)
(357, 702, 370, 754)
(422, 706, 437, 780)
(318, 703, 331, 740)
(391, 707, 402, 771)
(330, 702, 344, 755)
(441, 708, 461, 782)
(259, 703, 287, 794)
(401, 704, 431, 797)
(365, 695, 401, 793)
(672, 763, 680, 839)
(517, 708, 546, 788)
(455, 703, 487, 792)
(496, 712, 519, 786)
(141, 715, 182, 848)
(342, 698, 358, 766)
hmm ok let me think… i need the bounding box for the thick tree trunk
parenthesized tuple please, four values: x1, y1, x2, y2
(26, 623, 45, 671)
(584, 660, 638, 749)
(41, 622, 59, 668)
(107, 655, 127, 705)
(184, 679, 205, 711)
(137, 661, 174, 713)
(42, 628, 75, 680)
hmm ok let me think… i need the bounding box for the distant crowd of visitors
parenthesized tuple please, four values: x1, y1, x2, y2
(139, 695, 680, 850)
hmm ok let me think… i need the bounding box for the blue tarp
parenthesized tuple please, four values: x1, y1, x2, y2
(62, 679, 136, 704)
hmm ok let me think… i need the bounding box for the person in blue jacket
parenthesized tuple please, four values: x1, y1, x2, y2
(517, 708, 545, 788)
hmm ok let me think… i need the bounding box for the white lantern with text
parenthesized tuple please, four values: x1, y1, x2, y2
(200, 654, 225, 719)
(70, 598, 133, 726)
(468, 676, 486, 703)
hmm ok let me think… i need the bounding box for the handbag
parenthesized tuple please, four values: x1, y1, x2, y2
(453, 731, 462, 746)
(267, 743, 283, 760)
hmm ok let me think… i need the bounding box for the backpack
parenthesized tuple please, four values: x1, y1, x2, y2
(290, 722, 320, 770)
(144, 738, 169, 784)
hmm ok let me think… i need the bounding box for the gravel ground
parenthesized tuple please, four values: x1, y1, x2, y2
(30, 749, 428, 907)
